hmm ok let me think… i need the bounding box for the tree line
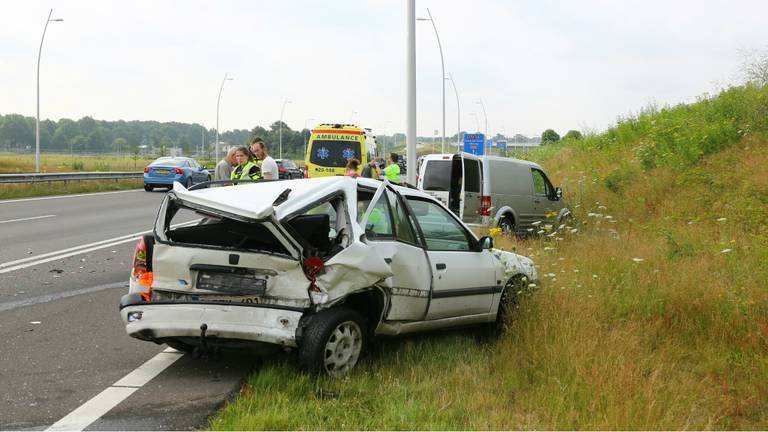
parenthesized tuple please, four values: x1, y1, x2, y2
(0, 112, 562, 159)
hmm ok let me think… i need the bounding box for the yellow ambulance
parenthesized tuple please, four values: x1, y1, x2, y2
(304, 124, 377, 178)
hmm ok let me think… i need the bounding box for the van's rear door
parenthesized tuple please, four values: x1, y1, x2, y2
(418, 157, 452, 207)
(460, 154, 483, 225)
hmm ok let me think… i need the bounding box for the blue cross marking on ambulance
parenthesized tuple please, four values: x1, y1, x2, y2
(317, 147, 330, 160)
(342, 148, 355, 159)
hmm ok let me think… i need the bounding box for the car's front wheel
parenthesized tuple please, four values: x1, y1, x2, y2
(298, 307, 366, 377)
(495, 275, 525, 334)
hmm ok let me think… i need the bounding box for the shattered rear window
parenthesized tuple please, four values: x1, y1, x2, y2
(161, 201, 290, 256)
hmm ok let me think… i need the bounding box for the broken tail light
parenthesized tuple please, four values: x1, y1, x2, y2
(132, 235, 155, 300)
(480, 195, 492, 216)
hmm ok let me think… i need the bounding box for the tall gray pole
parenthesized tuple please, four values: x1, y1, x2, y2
(446, 73, 460, 152)
(303, 117, 315, 159)
(279, 98, 291, 160)
(215, 73, 233, 162)
(406, 0, 417, 185)
(36, 9, 62, 173)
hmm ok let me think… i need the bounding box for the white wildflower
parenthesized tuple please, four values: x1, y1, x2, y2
(531, 221, 542, 226)
(720, 248, 732, 254)
(570, 228, 579, 234)
(716, 217, 727, 222)
(632, 257, 644, 263)
(528, 283, 537, 288)
(537, 229, 545, 235)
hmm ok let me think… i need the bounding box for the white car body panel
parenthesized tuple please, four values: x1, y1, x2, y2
(122, 177, 538, 350)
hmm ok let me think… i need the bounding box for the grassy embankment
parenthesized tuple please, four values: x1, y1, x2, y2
(0, 153, 158, 199)
(210, 84, 768, 430)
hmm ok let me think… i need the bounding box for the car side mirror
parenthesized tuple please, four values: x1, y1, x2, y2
(555, 187, 563, 200)
(477, 235, 493, 251)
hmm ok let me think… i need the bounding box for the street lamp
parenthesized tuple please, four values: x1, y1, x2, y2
(470, 112, 480, 132)
(215, 73, 233, 162)
(303, 117, 315, 159)
(445, 73, 460, 152)
(476, 99, 488, 154)
(417, 8, 445, 153)
(349, 110, 358, 124)
(36, 9, 63, 173)
(279, 98, 292, 159)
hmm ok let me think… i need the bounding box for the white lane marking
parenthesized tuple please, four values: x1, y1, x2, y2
(47, 387, 139, 432)
(0, 219, 200, 274)
(112, 351, 186, 387)
(0, 214, 56, 224)
(0, 282, 125, 313)
(47, 348, 183, 432)
(0, 189, 143, 205)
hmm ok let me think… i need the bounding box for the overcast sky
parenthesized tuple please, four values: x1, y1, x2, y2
(2, 0, 766, 137)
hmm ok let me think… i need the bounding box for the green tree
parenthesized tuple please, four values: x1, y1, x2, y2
(541, 129, 560, 144)
(564, 130, 583, 140)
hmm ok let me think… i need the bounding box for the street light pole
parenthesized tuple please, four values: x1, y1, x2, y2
(215, 73, 233, 162)
(279, 98, 292, 160)
(417, 8, 445, 153)
(476, 99, 488, 154)
(406, 0, 417, 185)
(446, 73, 460, 152)
(36, 9, 63, 173)
(303, 117, 315, 159)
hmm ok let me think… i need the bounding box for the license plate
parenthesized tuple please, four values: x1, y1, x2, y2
(199, 295, 263, 304)
(196, 270, 267, 295)
(155, 169, 169, 174)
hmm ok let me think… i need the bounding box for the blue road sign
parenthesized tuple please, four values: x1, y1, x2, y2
(495, 140, 507, 149)
(463, 133, 485, 155)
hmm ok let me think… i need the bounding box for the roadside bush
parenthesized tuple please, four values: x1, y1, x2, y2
(71, 160, 84, 171)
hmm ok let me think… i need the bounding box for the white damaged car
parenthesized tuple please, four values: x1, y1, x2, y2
(120, 177, 537, 376)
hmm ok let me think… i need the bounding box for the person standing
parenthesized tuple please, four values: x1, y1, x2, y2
(345, 159, 360, 178)
(230, 146, 261, 182)
(214, 148, 237, 183)
(251, 138, 279, 180)
(378, 153, 401, 184)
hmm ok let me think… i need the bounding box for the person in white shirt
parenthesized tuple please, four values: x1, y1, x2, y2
(250, 138, 279, 180)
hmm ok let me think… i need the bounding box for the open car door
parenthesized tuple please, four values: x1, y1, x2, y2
(359, 181, 432, 321)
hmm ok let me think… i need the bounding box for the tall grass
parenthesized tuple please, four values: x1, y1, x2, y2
(210, 85, 768, 429)
(0, 153, 155, 173)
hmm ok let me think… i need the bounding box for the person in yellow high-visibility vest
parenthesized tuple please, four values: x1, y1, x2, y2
(378, 153, 401, 184)
(230, 146, 261, 183)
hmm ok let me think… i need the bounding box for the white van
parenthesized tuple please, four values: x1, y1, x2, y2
(417, 154, 570, 234)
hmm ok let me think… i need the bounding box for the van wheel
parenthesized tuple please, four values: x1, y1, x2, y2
(499, 216, 515, 235)
(299, 307, 366, 377)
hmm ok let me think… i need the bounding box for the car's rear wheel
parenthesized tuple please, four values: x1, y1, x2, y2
(299, 307, 366, 377)
(144, 184, 153, 192)
(185, 178, 192, 188)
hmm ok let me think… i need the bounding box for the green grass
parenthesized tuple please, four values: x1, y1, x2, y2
(0, 153, 158, 173)
(0, 178, 144, 200)
(207, 84, 768, 429)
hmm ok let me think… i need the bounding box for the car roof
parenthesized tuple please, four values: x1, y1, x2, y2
(171, 177, 433, 221)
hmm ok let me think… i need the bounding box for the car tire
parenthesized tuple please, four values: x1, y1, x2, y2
(185, 178, 192, 188)
(144, 184, 153, 192)
(298, 307, 366, 377)
(494, 275, 525, 334)
(499, 216, 515, 236)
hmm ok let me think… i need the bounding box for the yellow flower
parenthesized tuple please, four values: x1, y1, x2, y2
(489, 227, 502, 238)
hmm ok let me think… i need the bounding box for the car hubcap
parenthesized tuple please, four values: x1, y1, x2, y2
(323, 321, 362, 376)
(501, 220, 513, 234)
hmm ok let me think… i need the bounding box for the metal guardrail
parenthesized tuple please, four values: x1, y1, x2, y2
(0, 171, 143, 184)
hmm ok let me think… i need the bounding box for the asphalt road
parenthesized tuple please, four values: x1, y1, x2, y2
(0, 189, 256, 430)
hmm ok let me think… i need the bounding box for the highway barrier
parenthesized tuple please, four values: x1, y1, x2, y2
(0, 172, 142, 184)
